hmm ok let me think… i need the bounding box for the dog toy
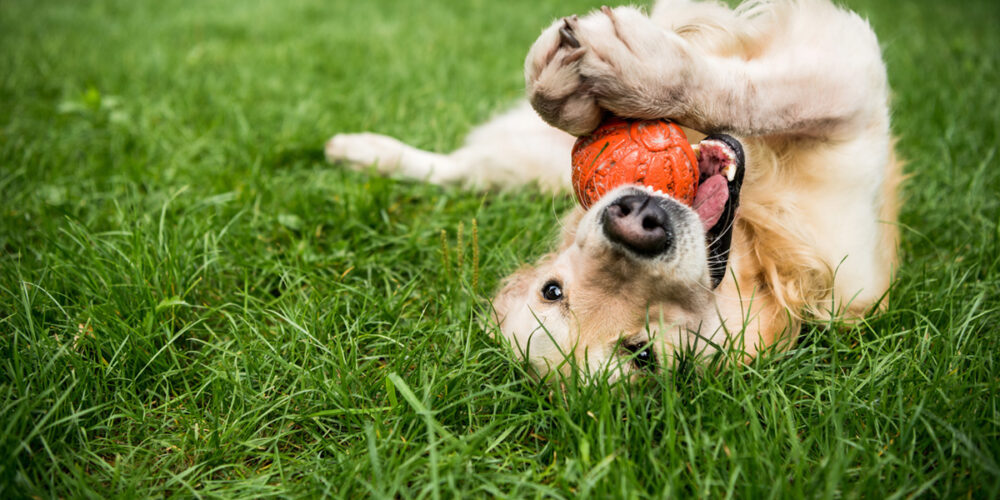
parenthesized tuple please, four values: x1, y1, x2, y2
(571, 117, 698, 209)
(571, 117, 742, 230)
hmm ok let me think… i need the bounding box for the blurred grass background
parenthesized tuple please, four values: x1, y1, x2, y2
(1, 0, 998, 497)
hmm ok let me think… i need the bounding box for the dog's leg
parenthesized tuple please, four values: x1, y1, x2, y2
(325, 132, 458, 183)
(528, 1, 897, 319)
(526, 2, 888, 140)
(326, 103, 574, 190)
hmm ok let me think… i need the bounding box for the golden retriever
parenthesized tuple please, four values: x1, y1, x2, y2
(325, 0, 901, 381)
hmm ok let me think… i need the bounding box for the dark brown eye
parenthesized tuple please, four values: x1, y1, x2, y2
(624, 342, 657, 371)
(541, 281, 563, 301)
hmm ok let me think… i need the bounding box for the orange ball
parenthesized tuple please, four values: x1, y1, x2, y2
(571, 117, 699, 209)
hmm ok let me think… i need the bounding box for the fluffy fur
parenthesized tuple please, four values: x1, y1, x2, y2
(326, 0, 901, 381)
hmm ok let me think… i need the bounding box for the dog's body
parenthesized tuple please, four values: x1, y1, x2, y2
(327, 0, 901, 380)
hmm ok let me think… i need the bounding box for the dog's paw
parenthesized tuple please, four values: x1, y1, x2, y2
(525, 7, 691, 135)
(525, 16, 602, 135)
(325, 133, 405, 173)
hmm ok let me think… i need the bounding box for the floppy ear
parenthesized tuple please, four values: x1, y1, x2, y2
(699, 134, 746, 289)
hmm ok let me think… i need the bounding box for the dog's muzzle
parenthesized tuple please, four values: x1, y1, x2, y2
(602, 192, 675, 257)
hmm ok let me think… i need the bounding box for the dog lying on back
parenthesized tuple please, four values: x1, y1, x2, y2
(326, 0, 901, 381)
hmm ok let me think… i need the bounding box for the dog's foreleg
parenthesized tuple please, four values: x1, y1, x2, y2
(327, 103, 574, 191)
(527, 3, 889, 140)
(325, 132, 460, 184)
(677, 4, 889, 139)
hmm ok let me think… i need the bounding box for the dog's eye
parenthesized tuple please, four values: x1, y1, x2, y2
(624, 342, 657, 371)
(541, 280, 563, 301)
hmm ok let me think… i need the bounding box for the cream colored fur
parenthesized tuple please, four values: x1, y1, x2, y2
(326, 0, 901, 381)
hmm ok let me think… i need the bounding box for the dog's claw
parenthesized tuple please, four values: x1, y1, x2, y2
(559, 23, 580, 49)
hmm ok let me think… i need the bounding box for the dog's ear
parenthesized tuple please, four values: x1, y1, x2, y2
(701, 134, 746, 289)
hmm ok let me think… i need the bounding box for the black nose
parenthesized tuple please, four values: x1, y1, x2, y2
(602, 194, 673, 256)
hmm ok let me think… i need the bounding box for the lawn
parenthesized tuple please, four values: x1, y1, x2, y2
(1, 0, 998, 497)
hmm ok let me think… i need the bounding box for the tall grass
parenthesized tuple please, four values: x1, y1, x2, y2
(1, 0, 998, 497)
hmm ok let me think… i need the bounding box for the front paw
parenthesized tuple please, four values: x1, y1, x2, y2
(525, 7, 691, 134)
(524, 16, 603, 135)
(325, 132, 403, 173)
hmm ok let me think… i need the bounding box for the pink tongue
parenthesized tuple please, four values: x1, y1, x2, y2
(693, 175, 729, 229)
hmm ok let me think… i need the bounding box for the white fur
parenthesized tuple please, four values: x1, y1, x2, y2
(327, 102, 574, 191)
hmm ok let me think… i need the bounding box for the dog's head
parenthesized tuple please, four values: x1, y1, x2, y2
(491, 135, 745, 381)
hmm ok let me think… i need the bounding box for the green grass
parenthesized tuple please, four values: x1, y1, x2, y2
(1, 0, 998, 497)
